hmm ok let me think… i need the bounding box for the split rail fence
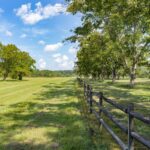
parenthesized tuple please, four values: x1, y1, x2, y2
(77, 78, 150, 150)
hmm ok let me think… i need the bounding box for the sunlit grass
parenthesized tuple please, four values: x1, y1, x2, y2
(88, 78, 150, 113)
(0, 77, 93, 150)
(0, 77, 149, 149)
(83, 78, 150, 149)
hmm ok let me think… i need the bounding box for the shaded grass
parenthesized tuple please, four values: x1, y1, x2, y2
(0, 77, 93, 150)
(82, 78, 150, 149)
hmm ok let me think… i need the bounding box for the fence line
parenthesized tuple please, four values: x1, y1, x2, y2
(77, 78, 150, 150)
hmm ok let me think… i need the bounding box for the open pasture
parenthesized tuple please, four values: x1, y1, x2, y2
(0, 77, 92, 150)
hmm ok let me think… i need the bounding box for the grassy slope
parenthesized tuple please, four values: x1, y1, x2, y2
(0, 77, 92, 150)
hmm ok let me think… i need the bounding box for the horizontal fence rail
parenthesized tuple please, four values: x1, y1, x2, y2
(77, 78, 150, 150)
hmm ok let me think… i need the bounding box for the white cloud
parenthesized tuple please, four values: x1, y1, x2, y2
(0, 8, 4, 14)
(5, 30, 13, 37)
(44, 42, 63, 52)
(52, 53, 61, 58)
(55, 55, 68, 63)
(61, 61, 74, 69)
(53, 53, 74, 70)
(68, 46, 78, 54)
(15, 2, 66, 25)
(0, 21, 14, 37)
(38, 40, 45, 45)
(38, 58, 46, 70)
(23, 27, 49, 36)
(20, 33, 27, 38)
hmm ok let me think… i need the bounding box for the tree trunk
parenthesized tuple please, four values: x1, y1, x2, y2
(117, 75, 120, 80)
(3, 72, 8, 80)
(130, 64, 136, 87)
(18, 73, 23, 80)
(112, 68, 116, 83)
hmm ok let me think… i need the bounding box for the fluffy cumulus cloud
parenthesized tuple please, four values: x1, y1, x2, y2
(44, 42, 63, 52)
(38, 58, 46, 70)
(14, 2, 67, 25)
(53, 53, 74, 70)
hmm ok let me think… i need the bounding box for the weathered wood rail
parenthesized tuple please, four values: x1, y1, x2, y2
(77, 78, 150, 150)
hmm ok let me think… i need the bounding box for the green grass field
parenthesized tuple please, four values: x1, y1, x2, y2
(0, 77, 92, 150)
(84, 78, 150, 149)
(88, 78, 150, 114)
(0, 77, 149, 150)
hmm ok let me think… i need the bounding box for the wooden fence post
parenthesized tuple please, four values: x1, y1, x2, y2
(128, 103, 134, 150)
(89, 85, 94, 136)
(99, 92, 103, 114)
(99, 92, 103, 131)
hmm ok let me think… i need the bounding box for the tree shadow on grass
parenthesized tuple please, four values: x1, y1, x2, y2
(0, 79, 29, 82)
(34, 80, 77, 100)
(101, 87, 150, 115)
(4, 141, 55, 150)
(112, 81, 150, 91)
(0, 79, 92, 150)
(92, 80, 150, 110)
(92, 80, 150, 141)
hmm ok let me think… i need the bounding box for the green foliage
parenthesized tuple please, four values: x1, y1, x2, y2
(32, 69, 75, 77)
(0, 42, 35, 80)
(66, 0, 150, 86)
(13, 51, 36, 80)
(0, 44, 19, 80)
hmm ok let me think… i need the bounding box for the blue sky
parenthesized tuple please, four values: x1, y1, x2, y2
(0, 0, 81, 70)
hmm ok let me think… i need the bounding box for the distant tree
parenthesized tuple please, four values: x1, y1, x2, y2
(0, 43, 3, 76)
(0, 44, 19, 80)
(13, 51, 36, 80)
(31, 69, 74, 77)
(0, 42, 3, 49)
(0, 43, 36, 80)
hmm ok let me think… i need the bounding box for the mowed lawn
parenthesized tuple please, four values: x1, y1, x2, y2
(88, 78, 150, 114)
(0, 77, 92, 150)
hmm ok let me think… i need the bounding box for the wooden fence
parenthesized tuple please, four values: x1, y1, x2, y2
(77, 78, 150, 150)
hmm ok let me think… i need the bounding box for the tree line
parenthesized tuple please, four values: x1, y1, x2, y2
(66, 0, 150, 86)
(0, 42, 35, 80)
(32, 70, 74, 77)
(0, 42, 75, 80)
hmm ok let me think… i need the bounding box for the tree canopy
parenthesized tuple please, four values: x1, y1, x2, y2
(66, 0, 150, 86)
(0, 43, 35, 80)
